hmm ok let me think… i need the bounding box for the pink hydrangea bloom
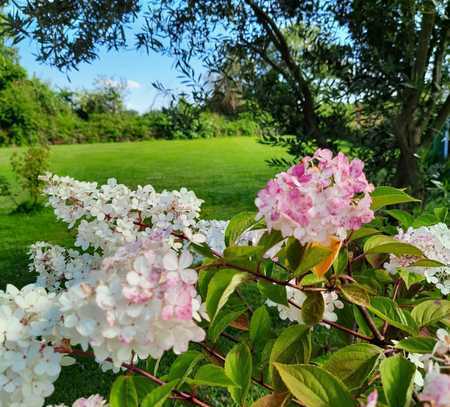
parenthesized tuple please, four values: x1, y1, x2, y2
(255, 149, 374, 244)
(73, 394, 108, 407)
(418, 370, 450, 407)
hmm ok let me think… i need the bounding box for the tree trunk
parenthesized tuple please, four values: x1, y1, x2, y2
(394, 125, 424, 198)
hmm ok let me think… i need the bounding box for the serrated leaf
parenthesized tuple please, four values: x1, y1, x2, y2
(368, 297, 418, 335)
(224, 343, 252, 405)
(364, 235, 422, 256)
(166, 351, 204, 387)
(192, 364, 234, 387)
(323, 343, 383, 390)
(206, 269, 248, 321)
(380, 355, 415, 407)
(411, 299, 450, 327)
(109, 376, 138, 407)
(371, 186, 420, 211)
(257, 280, 288, 305)
(398, 269, 425, 289)
(225, 211, 257, 246)
(141, 380, 178, 407)
(395, 337, 437, 353)
(250, 305, 272, 346)
(412, 213, 439, 227)
(274, 364, 356, 407)
(269, 325, 311, 390)
(301, 292, 325, 325)
(208, 306, 247, 343)
(340, 284, 370, 307)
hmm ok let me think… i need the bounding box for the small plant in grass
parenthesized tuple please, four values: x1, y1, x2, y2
(10, 144, 50, 210)
(2, 149, 449, 407)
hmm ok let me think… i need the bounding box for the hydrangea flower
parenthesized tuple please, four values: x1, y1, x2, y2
(266, 280, 344, 327)
(48, 394, 108, 407)
(418, 365, 450, 407)
(256, 149, 374, 244)
(384, 223, 450, 295)
(29, 243, 101, 292)
(59, 237, 205, 368)
(0, 284, 70, 407)
(40, 173, 204, 254)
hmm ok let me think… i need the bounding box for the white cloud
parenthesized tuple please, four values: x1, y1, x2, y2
(126, 80, 142, 90)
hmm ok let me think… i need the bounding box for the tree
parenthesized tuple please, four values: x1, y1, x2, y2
(2, 0, 449, 193)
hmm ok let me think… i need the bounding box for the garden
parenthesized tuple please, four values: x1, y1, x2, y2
(0, 1, 449, 407)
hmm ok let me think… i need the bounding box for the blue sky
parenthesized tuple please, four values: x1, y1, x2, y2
(17, 39, 201, 113)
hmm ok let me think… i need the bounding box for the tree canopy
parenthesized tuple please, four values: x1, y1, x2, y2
(1, 0, 449, 192)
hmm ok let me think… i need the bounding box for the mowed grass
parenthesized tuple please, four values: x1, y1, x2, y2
(0, 137, 286, 404)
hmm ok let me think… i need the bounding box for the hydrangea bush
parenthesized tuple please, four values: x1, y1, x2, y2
(2, 149, 449, 407)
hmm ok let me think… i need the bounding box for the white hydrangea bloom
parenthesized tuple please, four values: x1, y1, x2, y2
(29, 243, 101, 292)
(47, 394, 108, 407)
(59, 237, 205, 369)
(266, 280, 344, 327)
(40, 173, 204, 255)
(384, 223, 450, 295)
(0, 284, 70, 407)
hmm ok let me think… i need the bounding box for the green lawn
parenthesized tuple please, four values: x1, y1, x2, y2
(0, 137, 285, 405)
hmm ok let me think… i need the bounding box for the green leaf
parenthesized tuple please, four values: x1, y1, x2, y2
(274, 364, 356, 407)
(395, 337, 437, 353)
(269, 325, 311, 390)
(141, 380, 178, 407)
(371, 186, 419, 211)
(340, 284, 370, 307)
(109, 376, 139, 407)
(333, 249, 348, 275)
(412, 213, 439, 227)
(349, 227, 380, 241)
(224, 343, 252, 405)
(295, 245, 332, 276)
(434, 207, 448, 222)
(301, 292, 325, 325)
(411, 299, 450, 328)
(323, 343, 383, 390)
(385, 209, 414, 229)
(364, 235, 422, 256)
(398, 269, 425, 289)
(250, 305, 272, 346)
(380, 355, 416, 407)
(368, 297, 418, 335)
(251, 392, 290, 407)
(166, 351, 204, 387)
(257, 280, 288, 306)
(191, 242, 215, 259)
(206, 269, 248, 321)
(192, 364, 234, 387)
(132, 377, 156, 402)
(223, 245, 264, 259)
(225, 211, 257, 246)
(208, 306, 247, 343)
(353, 306, 374, 337)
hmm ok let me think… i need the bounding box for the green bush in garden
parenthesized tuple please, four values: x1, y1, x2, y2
(2, 149, 448, 407)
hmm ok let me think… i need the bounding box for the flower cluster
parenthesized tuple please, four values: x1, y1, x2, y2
(48, 394, 108, 407)
(29, 243, 101, 293)
(59, 237, 205, 368)
(255, 149, 374, 244)
(266, 281, 344, 327)
(418, 364, 450, 407)
(384, 223, 450, 294)
(40, 174, 203, 254)
(0, 284, 72, 407)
